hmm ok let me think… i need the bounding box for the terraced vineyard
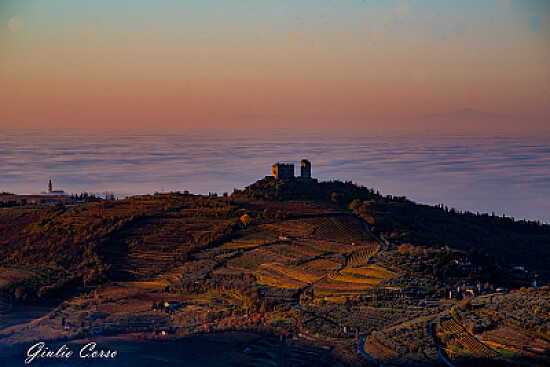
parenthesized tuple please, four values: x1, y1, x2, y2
(259, 243, 320, 262)
(313, 279, 375, 296)
(220, 232, 277, 249)
(303, 259, 341, 271)
(302, 215, 376, 244)
(327, 273, 381, 285)
(100, 213, 237, 281)
(479, 325, 550, 356)
(314, 265, 395, 297)
(219, 212, 383, 296)
(439, 318, 500, 358)
(345, 245, 380, 267)
(2, 177, 550, 367)
(256, 269, 307, 289)
(364, 333, 400, 360)
(261, 263, 323, 284)
(341, 265, 395, 279)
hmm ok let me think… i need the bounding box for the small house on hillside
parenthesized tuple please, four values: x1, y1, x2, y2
(164, 301, 180, 310)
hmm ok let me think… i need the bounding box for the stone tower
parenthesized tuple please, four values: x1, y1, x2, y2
(272, 163, 294, 179)
(300, 159, 311, 179)
(48, 180, 52, 193)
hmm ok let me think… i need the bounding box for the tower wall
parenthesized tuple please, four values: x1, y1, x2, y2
(272, 163, 294, 179)
(300, 159, 311, 179)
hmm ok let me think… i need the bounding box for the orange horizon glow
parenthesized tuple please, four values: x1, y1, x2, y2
(1, 1, 549, 132)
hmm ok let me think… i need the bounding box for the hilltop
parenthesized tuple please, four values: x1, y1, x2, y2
(0, 178, 549, 366)
(236, 177, 550, 286)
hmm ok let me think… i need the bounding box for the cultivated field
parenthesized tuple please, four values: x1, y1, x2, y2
(2, 178, 548, 367)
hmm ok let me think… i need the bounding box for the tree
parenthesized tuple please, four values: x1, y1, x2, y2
(240, 214, 251, 227)
(331, 192, 343, 204)
(14, 287, 26, 301)
(349, 199, 362, 211)
(399, 243, 411, 255)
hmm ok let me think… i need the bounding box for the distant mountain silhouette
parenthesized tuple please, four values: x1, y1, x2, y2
(425, 108, 502, 119)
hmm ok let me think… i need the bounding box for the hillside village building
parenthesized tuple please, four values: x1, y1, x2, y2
(42, 180, 67, 196)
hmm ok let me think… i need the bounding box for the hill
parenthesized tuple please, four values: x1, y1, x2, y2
(236, 177, 550, 286)
(0, 178, 548, 366)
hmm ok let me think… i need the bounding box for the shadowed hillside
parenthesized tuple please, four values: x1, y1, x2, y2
(234, 178, 550, 285)
(0, 179, 548, 367)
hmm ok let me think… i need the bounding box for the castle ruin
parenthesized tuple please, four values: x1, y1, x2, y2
(301, 159, 311, 179)
(272, 159, 313, 180)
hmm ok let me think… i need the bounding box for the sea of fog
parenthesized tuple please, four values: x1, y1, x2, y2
(1, 129, 549, 223)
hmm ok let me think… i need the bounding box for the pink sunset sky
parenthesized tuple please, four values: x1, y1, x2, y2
(1, 0, 549, 132)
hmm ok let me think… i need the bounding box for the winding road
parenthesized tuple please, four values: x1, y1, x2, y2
(358, 335, 386, 366)
(294, 223, 454, 367)
(429, 318, 455, 367)
(293, 303, 387, 366)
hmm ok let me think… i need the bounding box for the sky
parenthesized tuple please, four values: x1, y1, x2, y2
(1, 0, 549, 132)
